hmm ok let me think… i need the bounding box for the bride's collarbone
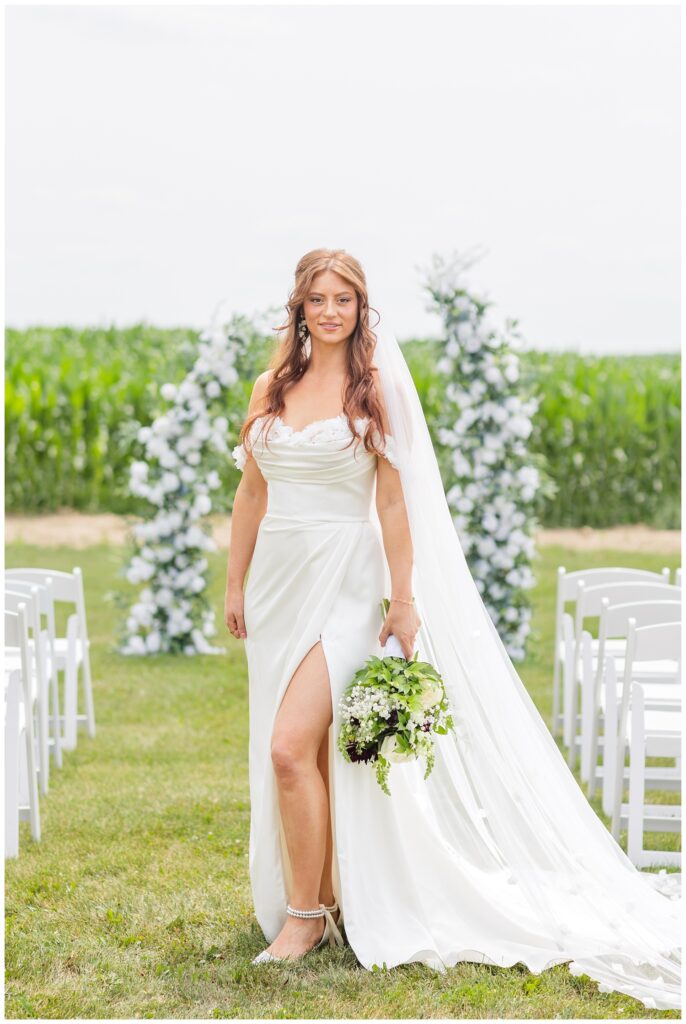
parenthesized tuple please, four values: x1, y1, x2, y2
(273, 378, 361, 433)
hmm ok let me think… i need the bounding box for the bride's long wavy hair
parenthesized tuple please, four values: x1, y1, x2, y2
(238, 248, 388, 458)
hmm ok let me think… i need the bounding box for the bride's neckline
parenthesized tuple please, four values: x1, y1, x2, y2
(264, 412, 369, 438)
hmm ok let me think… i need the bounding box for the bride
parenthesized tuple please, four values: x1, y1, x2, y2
(224, 248, 681, 1010)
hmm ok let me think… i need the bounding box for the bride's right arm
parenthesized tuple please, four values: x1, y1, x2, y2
(224, 371, 270, 638)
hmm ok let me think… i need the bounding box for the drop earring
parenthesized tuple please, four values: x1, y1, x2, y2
(298, 314, 311, 358)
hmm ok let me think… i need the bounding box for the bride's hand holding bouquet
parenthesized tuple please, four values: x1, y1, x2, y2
(379, 595, 422, 661)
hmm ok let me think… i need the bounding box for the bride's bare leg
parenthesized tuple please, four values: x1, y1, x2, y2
(268, 641, 333, 957)
(317, 728, 335, 908)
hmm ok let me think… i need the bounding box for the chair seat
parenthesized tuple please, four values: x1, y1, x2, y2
(628, 707, 682, 737)
(594, 762, 681, 788)
(3, 650, 37, 701)
(618, 803, 681, 832)
(599, 681, 682, 711)
(5, 669, 26, 733)
(52, 636, 85, 661)
(594, 637, 628, 652)
(581, 659, 679, 685)
(558, 636, 628, 658)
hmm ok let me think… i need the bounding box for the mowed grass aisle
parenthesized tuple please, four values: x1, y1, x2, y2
(5, 543, 680, 1020)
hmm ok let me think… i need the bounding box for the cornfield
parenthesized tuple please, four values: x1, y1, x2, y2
(5, 327, 680, 528)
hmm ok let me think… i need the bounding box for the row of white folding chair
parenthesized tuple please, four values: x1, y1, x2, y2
(561, 576, 678, 757)
(565, 578, 679, 755)
(5, 608, 41, 847)
(5, 568, 96, 750)
(626, 681, 681, 868)
(5, 588, 52, 795)
(7, 577, 65, 766)
(583, 598, 681, 792)
(4, 567, 96, 857)
(552, 566, 672, 740)
(568, 591, 682, 776)
(592, 655, 680, 822)
(610, 620, 681, 867)
(5, 668, 23, 857)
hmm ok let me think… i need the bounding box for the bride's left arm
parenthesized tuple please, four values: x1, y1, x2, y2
(372, 372, 422, 659)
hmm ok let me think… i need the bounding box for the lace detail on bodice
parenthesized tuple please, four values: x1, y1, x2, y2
(232, 413, 400, 471)
(272, 412, 367, 444)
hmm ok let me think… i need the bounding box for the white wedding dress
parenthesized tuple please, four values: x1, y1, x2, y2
(232, 411, 681, 1011)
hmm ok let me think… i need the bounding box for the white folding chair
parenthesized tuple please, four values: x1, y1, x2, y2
(5, 568, 96, 750)
(5, 667, 22, 857)
(5, 607, 41, 842)
(584, 598, 681, 788)
(626, 681, 681, 868)
(565, 579, 677, 764)
(592, 653, 680, 819)
(612, 621, 682, 842)
(6, 579, 63, 770)
(675, 567, 682, 588)
(5, 588, 50, 793)
(552, 566, 670, 739)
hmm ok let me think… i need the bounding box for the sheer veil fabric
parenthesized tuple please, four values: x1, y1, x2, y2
(368, 317, 681, 1010)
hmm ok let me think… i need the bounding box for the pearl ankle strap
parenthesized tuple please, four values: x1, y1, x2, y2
(286, 901, 338, 919)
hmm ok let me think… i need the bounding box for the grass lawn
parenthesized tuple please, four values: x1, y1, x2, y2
(5, 542, 681, 1020)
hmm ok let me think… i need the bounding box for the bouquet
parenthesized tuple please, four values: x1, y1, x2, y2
(336, 598, 454, 795)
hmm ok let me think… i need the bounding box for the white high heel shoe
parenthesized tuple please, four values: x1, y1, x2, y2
(251, 901, 345, 964)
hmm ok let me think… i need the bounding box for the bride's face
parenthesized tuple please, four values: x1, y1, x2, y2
(302, 270, 359, 347)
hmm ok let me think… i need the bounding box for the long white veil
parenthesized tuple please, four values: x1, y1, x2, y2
(369, 316, 681, 1011)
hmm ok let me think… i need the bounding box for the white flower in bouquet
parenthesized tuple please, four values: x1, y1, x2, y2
(419, 682, 444, 709)
(379, 735, 415, 764)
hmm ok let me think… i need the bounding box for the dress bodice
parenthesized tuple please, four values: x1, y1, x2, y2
(232, 413, 399, 523)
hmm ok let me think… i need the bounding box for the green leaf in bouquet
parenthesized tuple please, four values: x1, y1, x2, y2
(394, 732, 413, 752)
(423, 746, 436, 781)
(375, 755, 391, 796)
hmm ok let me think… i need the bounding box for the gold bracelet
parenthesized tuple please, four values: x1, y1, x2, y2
(391, 596, 414, 605)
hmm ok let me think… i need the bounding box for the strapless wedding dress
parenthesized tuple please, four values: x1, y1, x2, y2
(232, 412, 681, 1011)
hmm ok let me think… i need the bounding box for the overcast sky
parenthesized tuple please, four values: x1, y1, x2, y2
(5, 4, 680, 353)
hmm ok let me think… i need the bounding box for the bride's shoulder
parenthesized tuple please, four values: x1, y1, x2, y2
(248, 368, 274, 418)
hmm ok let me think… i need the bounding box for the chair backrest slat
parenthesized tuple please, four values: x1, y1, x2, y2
(558, 566, 670, 602)
(603, 599, 681, 636)
(631, 620, 681, 664)
(5, 579, 51, 614)
(6, 568, 78, 604)
(577, 581, 678, 621)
